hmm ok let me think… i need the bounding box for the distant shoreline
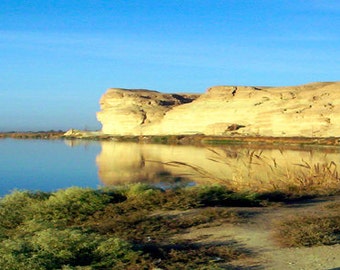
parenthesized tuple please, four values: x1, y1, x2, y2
(1, 130, 339, 146)
(0, 131, 66, 139)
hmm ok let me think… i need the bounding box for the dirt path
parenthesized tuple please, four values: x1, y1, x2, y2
(176, 196, 340, 269)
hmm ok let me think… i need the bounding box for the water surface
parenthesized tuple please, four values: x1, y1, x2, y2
(0, 139, 101, 196)
(1, 138, 339, 197)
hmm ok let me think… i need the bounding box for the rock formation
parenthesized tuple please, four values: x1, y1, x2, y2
(97, 88, 198, 135)
(97, 82, 340, 137)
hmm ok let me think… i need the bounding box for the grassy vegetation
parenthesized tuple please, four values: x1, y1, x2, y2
(273, 202, 340, 247)
(4, 131, 339, 146)
(0, 185, 261, 270)
(169, 149, 340, 197)
(1, 181, 339, 268)
(0, 131, 65, 139)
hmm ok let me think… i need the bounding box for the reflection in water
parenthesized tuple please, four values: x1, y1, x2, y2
(96, 142, 340, 189)
(96, 142, 200, 186)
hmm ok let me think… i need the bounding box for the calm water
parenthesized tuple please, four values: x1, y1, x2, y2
(0, 139, 101, 196)
(1, 139, 339, 197)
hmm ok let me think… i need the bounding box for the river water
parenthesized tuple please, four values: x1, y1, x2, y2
(0, 138, 339, 197)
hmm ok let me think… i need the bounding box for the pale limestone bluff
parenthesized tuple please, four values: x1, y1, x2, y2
(97, 82, 340, 137)
(96, 88, 198, 135)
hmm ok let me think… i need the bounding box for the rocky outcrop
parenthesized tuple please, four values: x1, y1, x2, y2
(97, 82, 340, 137)
(97, 88, 198, 135)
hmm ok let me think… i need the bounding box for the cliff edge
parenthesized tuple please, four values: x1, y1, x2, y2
(97, 82, 340, 137)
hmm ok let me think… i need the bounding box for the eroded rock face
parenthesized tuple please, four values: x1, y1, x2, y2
(97, 82, 340, 137)
(97, 88, 198, 135)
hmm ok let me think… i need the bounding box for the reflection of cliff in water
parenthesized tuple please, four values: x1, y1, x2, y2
(96, 142, 203, 186)
(96, 142, 340, 187)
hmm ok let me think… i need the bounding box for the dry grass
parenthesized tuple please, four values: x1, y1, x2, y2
(85, 198, 247, 243)
(272, 202, 340, 247)
(166, 148, 340, 196)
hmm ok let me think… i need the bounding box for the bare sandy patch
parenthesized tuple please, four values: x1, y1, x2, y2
(174, 196, 340, 269)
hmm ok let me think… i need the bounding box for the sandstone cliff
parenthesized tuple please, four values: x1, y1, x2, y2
(97, 82, 340, 137)
(97, 88, 198, 135)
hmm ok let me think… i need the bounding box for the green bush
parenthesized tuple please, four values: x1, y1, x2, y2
(114, 183, 166, 211)
(0, 190, 47, 231)
(30, 228, 97, 267)
(156, 188, 199, 210)
(0, 237, 44, 270)
(123, 183, 162, 198)
(93, 238, 142, 268)
(194, 185, 261, 207)
(111, 184, 261, 211)
(0, 227, 143, 270)
(32, 187, 116, 224)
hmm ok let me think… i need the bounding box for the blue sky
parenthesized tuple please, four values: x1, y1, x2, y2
(1, 0, 339, 131)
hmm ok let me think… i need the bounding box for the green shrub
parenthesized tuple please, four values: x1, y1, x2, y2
(0, 237, 44, 270)
(110, 184, 261, 211)
(0, 190, 47, 231)
(33, 187, 116, 224)
(194, 185, 261, 207)
(30, 228, 97, 268)
(93, 238, 143, 268)
(113, 183, 166, 211)
(159, 188, 200, 209)
(0, 227, 143, 270)
(123, 183, 162, 198)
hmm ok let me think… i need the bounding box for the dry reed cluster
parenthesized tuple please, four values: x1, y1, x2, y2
(166, 148, 340, 196)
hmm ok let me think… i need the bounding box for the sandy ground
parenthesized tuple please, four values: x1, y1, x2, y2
(175, 196, 340, 270)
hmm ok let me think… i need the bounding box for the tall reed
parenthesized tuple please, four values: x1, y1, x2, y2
(165, 148, 340, 195)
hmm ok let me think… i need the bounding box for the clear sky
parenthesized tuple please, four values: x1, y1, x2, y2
(1, 0, 339, 131)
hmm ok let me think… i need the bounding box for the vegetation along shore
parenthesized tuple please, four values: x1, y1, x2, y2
(1, 184, 339, 269)
(1, 130, 340, 146)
